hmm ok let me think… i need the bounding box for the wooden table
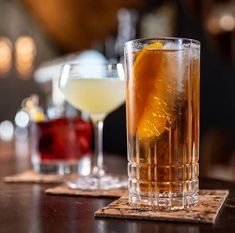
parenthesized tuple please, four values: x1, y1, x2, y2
(0, 150, 235, 233)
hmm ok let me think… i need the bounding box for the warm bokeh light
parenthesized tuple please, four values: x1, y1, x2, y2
(0, 37, 12, 76)
(206, 3, 235, 36)
(219, 14, 235, 32)
(15, 35, 36, 79)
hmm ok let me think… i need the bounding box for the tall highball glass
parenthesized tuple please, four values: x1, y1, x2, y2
(125, 38, 200, 210)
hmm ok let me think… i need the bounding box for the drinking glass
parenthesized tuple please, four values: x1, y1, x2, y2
(125, 38, 200, 210)
(59, 63, 127, 190)
(30, 117, 92, 175)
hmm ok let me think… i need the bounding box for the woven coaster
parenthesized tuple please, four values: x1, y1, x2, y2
(3, 170, 64, 184)
(95, 189, 229, 224)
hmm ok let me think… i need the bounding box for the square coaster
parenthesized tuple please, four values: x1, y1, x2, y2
(3, 170, 64, 184)
(45, 184, 128, 198)
(95, 189, 229, 224)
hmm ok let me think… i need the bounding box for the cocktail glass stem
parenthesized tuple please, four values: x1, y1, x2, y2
(91, 120, 105, 178)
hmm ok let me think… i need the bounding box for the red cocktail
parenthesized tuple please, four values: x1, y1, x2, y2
(30, 117, 92, 174)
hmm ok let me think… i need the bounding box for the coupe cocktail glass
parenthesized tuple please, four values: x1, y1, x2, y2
(59, 63, 127, 190)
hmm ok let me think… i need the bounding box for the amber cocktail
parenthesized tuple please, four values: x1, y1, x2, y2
(125, 38, 200, 210)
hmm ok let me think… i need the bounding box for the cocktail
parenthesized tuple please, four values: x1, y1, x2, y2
(125, 38, 200, 210)
(30, 117, 92, 174)
(59, 63, 127, 189)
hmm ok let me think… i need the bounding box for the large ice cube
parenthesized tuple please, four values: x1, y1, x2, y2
(163, 42, 183, 50)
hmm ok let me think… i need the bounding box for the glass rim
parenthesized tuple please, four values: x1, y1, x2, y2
(125, 37, 200, 48)
(61, 62, 123, 68)
(59, 62, 125, 81)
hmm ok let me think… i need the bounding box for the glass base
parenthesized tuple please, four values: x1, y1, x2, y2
(129, 192, 198, 211)
(67, 174, 128, 190)
(128, 179, 199, 210)
(32, 156, 91, 176)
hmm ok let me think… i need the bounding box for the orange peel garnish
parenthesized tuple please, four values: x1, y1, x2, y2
(131, 41, 171, 139)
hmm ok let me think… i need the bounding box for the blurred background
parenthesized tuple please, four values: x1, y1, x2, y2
(0, 0, 234, 179)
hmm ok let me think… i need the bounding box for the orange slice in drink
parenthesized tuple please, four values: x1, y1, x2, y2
(133, 41, 171, 139)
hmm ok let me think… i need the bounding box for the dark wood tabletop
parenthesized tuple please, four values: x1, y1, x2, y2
(0, 144, 235, 233)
